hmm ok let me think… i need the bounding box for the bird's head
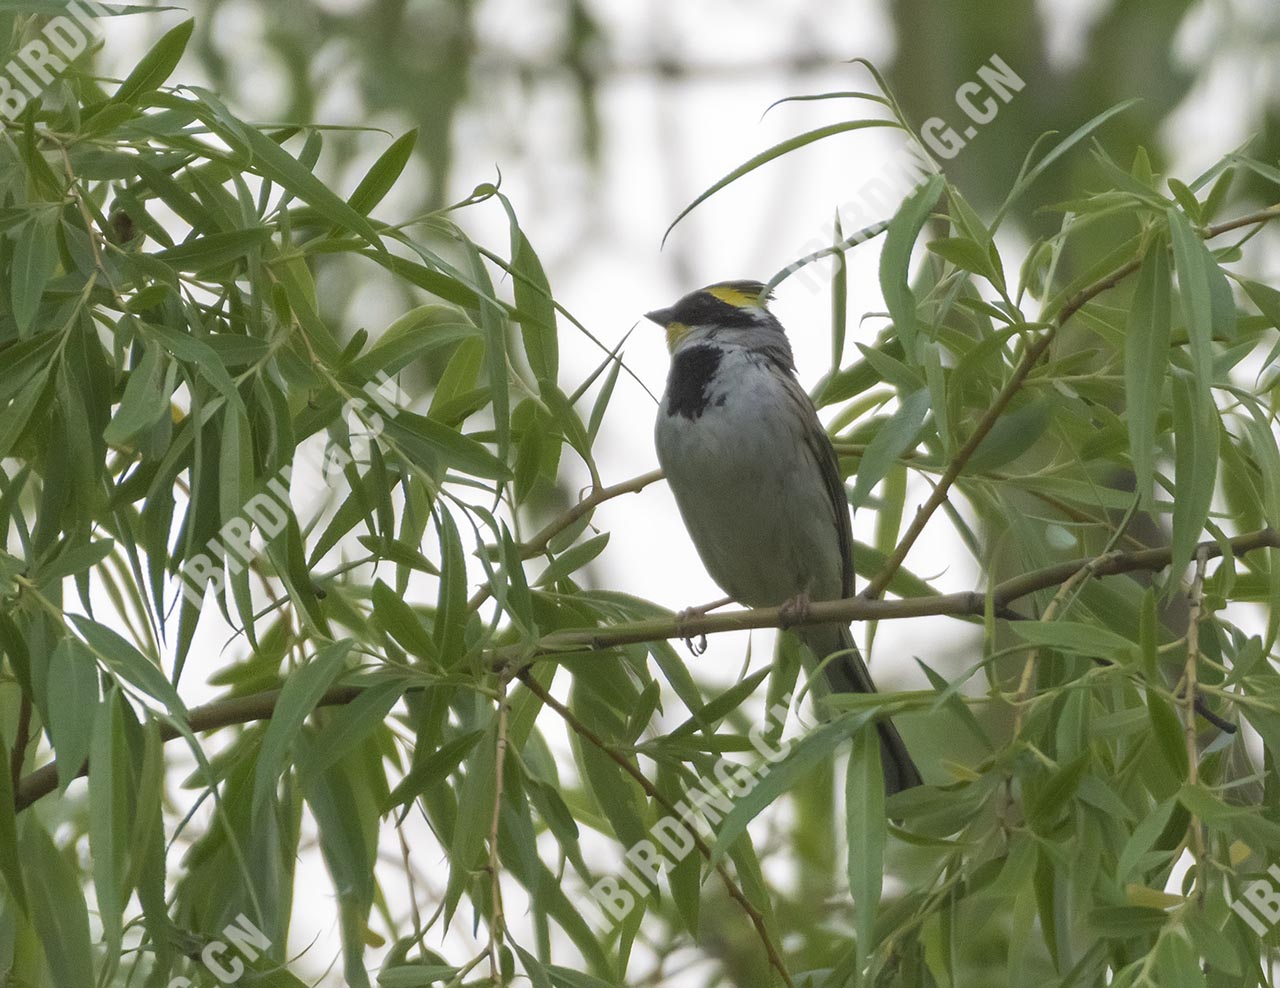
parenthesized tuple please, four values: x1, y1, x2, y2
(644, 280, 787, 356)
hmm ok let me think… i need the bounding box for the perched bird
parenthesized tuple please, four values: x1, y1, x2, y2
(647, 280, 922, 796)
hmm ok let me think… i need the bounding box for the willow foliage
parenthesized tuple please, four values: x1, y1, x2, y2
(2, 9, 1280, 988)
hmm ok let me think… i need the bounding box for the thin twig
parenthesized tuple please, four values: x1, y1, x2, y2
(1010, 553, 1109, 737)
(9, 691, 31, 790)
(487, 528, 1280, 665)
(1202, 203, 1280, 238)
(467, 469, 664, 611)
(15, 685, 363, 811)
(863, 203, 1280, 601)
(16, 528, 1274, 814)
(514, 668, 793, 988)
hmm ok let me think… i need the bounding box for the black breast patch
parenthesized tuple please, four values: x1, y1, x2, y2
(665, 345, 724, 420)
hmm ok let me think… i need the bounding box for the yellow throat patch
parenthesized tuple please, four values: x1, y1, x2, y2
(664, 322, 691, 349)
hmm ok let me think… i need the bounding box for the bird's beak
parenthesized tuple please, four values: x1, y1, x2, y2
(644, 307, 675, 326)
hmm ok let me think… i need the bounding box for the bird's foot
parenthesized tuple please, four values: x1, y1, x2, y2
(778, 591, 812, 630)
(675, 596, 731, 656)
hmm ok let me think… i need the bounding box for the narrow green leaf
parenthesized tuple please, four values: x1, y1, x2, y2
(1138, 588, 1159, 682)
(384, 728, 484, 814)
(378, 965, 463, 987)
(251, 639, 353, 816)
(0, 374, 48, 459)
(383, 411, 510, 481)
(300, 679, 404, 786)
(10, 211, 58, 336)
(1242, 278, 1280, 331)
(459, 237, 512, 468)
(35, 538, 114, 587)
(352, 305, 479, 381)
(927, 236, 998, 280)
(914, 657, 991, 751)
(1147, 691, 1189, 777)
(44, 638, 100, 791)
(500, 195, 559, 389)
(148, 227, 273, 272)
(536, 532, 610, 587)
(663, 119, 900, 245)
(19, 819, 96, 988)
(850, 388, 930, 508)
(993, 99, 1141, 228)
(709, 710, 868, 868)
(546, 966, 620, 988)
(371, 580, 438, 662)
(0, 2, 176, 13)
(0, 725, 27, 911)
(1167, 179, 1202, 223)
(110, 18, 193, 105)
(847, 721, 885, 966)
(296, 735, 375, 988)
(1116, 796, 1176, 883)
(513, 943, 555, 988)
(433, 505, 468, 667)
(668, 667, 772, 740)
(571, 689, 650, 857)
(104, 343, 169, 445)
(1010, 621, 1135, 660)
(201, 112, 382, 247)
(142, 319, 242, 405)
(587, 346, 624, 444)
(1169, 368, 1218, 580)
(1155, 930, 1207, 988)
(1028, 752, 1090, 827)
(443, 718, 497, 922)
(128, 721, 170, 968)
(1167, 207, 1232, 383)
(965, 399, 1052, 474)
(764, 90, 891, 114)
(219, 403, 257, 645)
(831, 211, 849, 370)
(71, 616, 189, 719)
(89, 686, 129, 969)
(879, 173, 945, 353)
(1178, 783, 1280, 846)
(347, 129, 418, 216)
(1125, 243, 1171, 508)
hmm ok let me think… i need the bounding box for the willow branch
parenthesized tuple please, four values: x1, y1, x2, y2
(17, 527, 1276, 814)
(9, 692, 31, 790)
(496, 528, 1279, 663)
(863, 202, 1280, 600)
(14, 685, 363, 812)
(1202, 203, 1280, 238)
(467, 468, 664, 611)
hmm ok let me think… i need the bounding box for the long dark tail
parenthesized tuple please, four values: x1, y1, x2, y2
(799, 623, 922, 797)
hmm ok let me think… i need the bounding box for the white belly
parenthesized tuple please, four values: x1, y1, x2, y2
(655, 350, 845, 607)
